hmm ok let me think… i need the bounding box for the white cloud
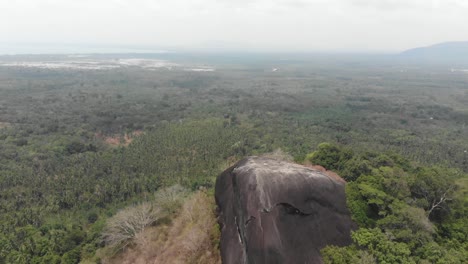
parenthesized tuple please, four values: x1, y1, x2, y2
(0, 0, 467, 52)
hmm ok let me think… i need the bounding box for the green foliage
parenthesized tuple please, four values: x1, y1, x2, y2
(341, 157, 372, 182)
(60, 247, 81, 264)
(352, 228, 414, 264)
(410, 166, 459, 221)
(307, 142, 351, 171)
(1, 58, 467, 262)
(321, 246, 361, 264)
(346, 184, 376, 226)
(307, 142, 467, 263)
(65, 141, 96, 155)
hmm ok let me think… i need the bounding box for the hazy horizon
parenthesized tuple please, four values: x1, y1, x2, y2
(1, 41, 468, 56)
(2, 0, 468, 55)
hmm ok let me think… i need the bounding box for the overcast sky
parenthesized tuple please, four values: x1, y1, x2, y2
(1, 0, 468, 53)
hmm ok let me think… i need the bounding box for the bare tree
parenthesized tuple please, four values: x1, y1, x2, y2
(102, 203, 161, 250)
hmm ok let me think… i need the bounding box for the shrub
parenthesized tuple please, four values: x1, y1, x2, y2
(307, 142, 351, 171)
(101, 203, 161, 251)
(101, 185, 187, 251)
(154, 184, 188, 215)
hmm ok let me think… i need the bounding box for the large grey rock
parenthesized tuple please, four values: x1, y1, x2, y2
(215, 157, 355, 264)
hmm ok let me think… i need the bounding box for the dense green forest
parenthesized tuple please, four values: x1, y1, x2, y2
(313, 143, 467, 263)
(0, 54, 467, 263)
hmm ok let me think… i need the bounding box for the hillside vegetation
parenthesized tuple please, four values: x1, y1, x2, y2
(0, 55, 467, 263)
(312, 143, 467, 263)
(94, 189, 220, 264)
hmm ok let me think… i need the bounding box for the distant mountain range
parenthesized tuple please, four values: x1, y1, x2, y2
(400, 41, 468, 62)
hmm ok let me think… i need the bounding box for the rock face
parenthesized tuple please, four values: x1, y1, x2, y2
(215, 157, 355, 264)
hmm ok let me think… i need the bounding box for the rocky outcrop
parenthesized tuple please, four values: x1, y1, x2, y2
(215, 157, 355, 264)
